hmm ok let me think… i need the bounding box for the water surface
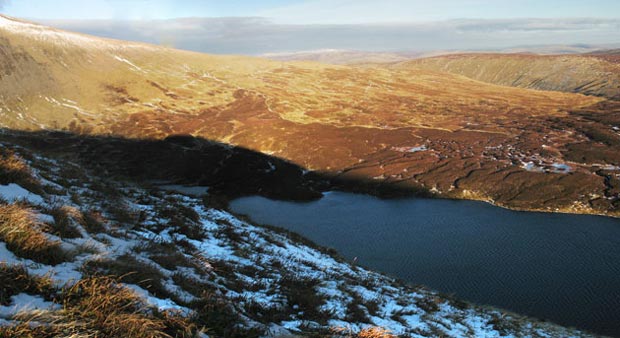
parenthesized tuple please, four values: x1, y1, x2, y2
(230, 192, 620, 337)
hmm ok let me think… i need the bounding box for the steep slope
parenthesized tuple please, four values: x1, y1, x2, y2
(0, 131, 597, 337)
(395, 53, 620, 100)
(0, 15, 619, 216)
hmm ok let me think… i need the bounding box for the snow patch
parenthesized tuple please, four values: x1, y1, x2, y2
(125, 285, 191, 315)
(0, 242, 19, 264)
(393, 145, 428, 153)
(0, 294, 59, 318)
(113, 55, 145, 72)
(0, 183, 44, 204)
(521, 161, 544, 173)
(551, 163, 572, 173)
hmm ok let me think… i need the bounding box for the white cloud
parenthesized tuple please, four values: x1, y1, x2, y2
(257, 0, 620, 24)
(39, 17, 620, 55)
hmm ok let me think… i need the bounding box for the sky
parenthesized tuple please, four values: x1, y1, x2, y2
(3, 0, 620, 22)
(1, 0, 619, 54)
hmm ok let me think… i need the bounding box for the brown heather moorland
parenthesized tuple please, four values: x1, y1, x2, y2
(1, 15, 619, 216)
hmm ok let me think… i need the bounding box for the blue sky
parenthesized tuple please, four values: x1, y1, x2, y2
(1, 0, 291, 21)
(3, 0, 620, 22)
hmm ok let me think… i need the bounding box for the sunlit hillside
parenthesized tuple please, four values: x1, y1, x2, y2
(1, 15, 619, 217)
(395, 52, 620, 100)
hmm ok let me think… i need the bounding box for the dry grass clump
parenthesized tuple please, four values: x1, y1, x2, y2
(414, 295, 442, 313)
(0, 276, 199, 338)
(133, 240, 200, 272)
(157, 203, 205, 240)
(0, 148, 32, 183)
(106, 201, 140, 226)
(0, 263, 55, 305)
(189, 290, 258, 338)
(281, 276, 327, 322)
(357, 327, 396, 338)
(150, 251, 196, 272)
(58, 277, 172, 337)
(0, 148, 42, 194)
(0, 204, 68, 265)
(46, 205, 83, 239)
(332, 327, 396, 338)
(82, 254, 169, 300)
(79, 209, 107, 234)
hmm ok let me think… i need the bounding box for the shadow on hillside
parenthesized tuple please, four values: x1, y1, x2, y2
(0, 129, 431, 202)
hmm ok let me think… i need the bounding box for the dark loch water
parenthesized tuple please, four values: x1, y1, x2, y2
(230, 192, 620, 337)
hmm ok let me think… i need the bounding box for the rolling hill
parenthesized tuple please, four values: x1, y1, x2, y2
(395, 52, 620, 100)
(1, 15, 619, 216)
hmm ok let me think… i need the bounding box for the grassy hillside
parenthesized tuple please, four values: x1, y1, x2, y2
(396, 53, 620, 100)
(0, 15, 619, 216)
(0, 130, 598, 337)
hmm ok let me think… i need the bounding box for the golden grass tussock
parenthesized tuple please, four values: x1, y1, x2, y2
(332, 326, 397, 338)
(0, 276, 198, 338)
(0, 148, 44, 196)
(0, 263, 55, 305)
(357, 327, 397, 338)
(0, 203, 67, 265)
(0, 149, 31, 183)
(78, 209, 106, 234)
(57, 277, 170, 338)
(46, 205, 83, 239)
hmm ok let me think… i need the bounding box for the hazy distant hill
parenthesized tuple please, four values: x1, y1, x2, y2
(500, 44, 619, 55)
(587, 48, 620, 64)
(261, 49, 412, 64)
(260, 45, 617, 65)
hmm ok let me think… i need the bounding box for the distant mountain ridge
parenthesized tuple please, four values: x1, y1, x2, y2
(261, 49, 412, 64)
(396, 52, 620, 100)
(260, 44, 619, 65)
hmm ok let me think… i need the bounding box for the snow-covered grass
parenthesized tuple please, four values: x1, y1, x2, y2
(0, 14, 157, 52)
(0, 275, 198, 338)
(0, 141, 598, 337)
